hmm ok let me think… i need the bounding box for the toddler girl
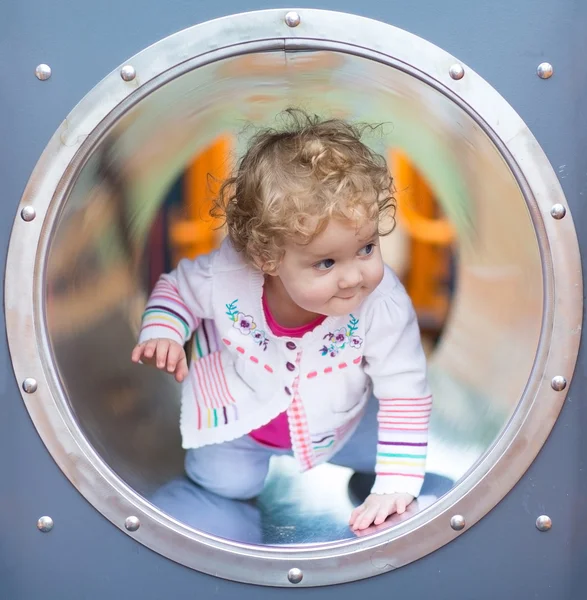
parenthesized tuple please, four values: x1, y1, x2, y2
(131, 109, 432, 531)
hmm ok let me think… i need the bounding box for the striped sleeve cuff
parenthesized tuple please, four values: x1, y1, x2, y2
(371, 473, 425, 497)
(371, 395, 432, 497)
(137, 277, 200, 346)
(138, 308, 189, 347)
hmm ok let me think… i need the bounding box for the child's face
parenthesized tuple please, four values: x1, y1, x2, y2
(274, 217, 384, 317)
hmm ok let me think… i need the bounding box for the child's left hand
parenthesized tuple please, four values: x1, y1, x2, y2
(349, 492, 414, 531)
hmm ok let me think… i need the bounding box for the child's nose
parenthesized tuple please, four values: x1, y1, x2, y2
(339, 266, 363, 289)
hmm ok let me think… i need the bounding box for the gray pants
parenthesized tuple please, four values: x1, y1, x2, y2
(184, 394, 379, 500)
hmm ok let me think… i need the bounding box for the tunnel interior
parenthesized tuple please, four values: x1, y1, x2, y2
(43, 49, 543, 545)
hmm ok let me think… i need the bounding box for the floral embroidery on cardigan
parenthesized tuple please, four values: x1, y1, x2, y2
(320, 314, 363, 357)
(225, 299, 269, 350)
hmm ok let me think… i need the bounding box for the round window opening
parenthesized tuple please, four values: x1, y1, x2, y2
(6, 9, 581, 588)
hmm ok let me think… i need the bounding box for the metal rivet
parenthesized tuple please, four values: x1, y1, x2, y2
(21, 206, 36, 222)
(551, 376, 567, 392)
(288, 568, 303, 584)
(536, 515, 552, 532)
(537, 62, 554, 79)
(550, 204, 566, 220)
(449, 64, 465, 80)
(37, 516, 54, 532)
(35, 64, 52, 81)
(125, 516, 140, 532)
(450, 515, 466, 531)
(22, 378, 38, 394)
(285, 11, 301, 27)
(120, 65, 136, 82)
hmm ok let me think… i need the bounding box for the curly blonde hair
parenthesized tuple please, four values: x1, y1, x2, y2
(212, 108, 395, 273)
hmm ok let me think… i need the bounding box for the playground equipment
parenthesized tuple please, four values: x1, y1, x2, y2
(168, 136, 230, 265)
(391, 149, 455, 333)
(2, 4, 585, 598)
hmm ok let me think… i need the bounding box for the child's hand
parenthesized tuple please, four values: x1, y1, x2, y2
(349, 492, 414, 531)
(131, 338, 189, 383)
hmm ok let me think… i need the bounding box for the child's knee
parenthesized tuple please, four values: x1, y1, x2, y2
(206, 473, 266, 500)
(184, 448, 268, 500)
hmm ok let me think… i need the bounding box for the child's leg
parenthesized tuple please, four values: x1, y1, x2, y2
(184, 435, 274, 500)
(150, 477, 262, 543)
(328, 394, 379, 473)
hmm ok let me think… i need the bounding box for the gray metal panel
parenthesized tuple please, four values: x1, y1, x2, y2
(1, 1, 585, 598)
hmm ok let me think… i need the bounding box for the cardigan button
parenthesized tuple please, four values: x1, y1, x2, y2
(285, 386, 291, 395)
(286, 341, 296, 350)
(286, 362, 295, 371)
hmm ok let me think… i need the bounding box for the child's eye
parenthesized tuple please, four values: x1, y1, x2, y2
(358, 243, 375, 257)
(314, 258, 335, 271)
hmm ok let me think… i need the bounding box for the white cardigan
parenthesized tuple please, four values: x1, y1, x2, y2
(138, 239, 432, 496)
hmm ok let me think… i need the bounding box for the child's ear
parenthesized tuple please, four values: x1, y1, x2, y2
(261, 264, 280, 277)
(253, 258, 275, 275)
(253, 254, 281, 276)
(264, 265, 279, 277)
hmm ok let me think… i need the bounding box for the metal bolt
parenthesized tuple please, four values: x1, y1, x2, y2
(536, 515, 552, 532)
(449, 64, 465, 80)
(35, 64, 52, 81)
(37, 516, 54, 532)
(120, 65, 136, 82)
(551, 376, 567, 392)
(288, 568, 303, 584)
(21, 206, 36, 222)
(550, 204, 566, 220)
(22, 378, 38, 394)
(284, 11, 301, 27)
(537, 62, 553, 80)
(125, 516, 140, 532)
(450, 515, 466, 531)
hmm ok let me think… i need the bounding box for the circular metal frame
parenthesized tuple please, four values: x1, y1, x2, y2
(5, 8, 582, 587)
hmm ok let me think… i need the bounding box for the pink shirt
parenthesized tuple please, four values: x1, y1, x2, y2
(249, 293, 326, 449)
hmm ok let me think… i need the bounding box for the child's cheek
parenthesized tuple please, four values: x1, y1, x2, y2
(295, 279, 323, 308)
(310, 281, 332, 307)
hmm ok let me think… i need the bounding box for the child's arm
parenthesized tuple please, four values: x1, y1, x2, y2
(131, 253, 214, 381)
(351, 280, 431, 529)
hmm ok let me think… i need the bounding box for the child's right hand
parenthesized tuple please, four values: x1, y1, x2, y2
(131, 338, 189, 383)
